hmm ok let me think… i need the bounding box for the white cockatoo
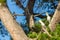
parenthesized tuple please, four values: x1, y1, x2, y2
(46, 12, 51, 23)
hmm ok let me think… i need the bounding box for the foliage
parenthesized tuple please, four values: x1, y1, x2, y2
(27, 32, 37, 38)
(27, 19, 60, 40)
(0, 0, 6, 3)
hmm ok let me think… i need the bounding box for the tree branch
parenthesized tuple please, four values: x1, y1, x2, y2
(39, 20, 52, 37)
(13, 14, 24, 16)
(49, 2, 60, 32)
(0, 6, 28, 40)
(28, 0, 35, 14)
(15, 0, 35, 30)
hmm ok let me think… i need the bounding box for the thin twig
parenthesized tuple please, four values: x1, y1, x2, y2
(13, 14, 24, 16)
(39, 20, 52, 37)
(42, 27, 52, 37)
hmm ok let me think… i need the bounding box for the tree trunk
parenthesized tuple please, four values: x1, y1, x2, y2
(28, 0, 35, 30)
(15, 0, 35, 30)
(49, 2, 60, 32)
(0, 6, 28, 40)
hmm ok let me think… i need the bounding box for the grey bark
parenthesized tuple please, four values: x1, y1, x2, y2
(49, 2, 60, 32)
(0, 6, 28, 40)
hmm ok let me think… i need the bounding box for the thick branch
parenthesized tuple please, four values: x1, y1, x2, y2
(49, 2, 60, 32)
(15, 0, 35, 30)
(0, 6, 28, 40)
(28, 0, 35, 14)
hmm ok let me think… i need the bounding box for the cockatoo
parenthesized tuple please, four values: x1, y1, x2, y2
(46, 12, 51, 23)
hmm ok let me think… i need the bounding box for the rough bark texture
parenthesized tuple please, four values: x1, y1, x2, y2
(49, 2, 60, 32)
(29, 15, 35, 30)
(0, 6, 28, 40)
(28, 0, 35, 29)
